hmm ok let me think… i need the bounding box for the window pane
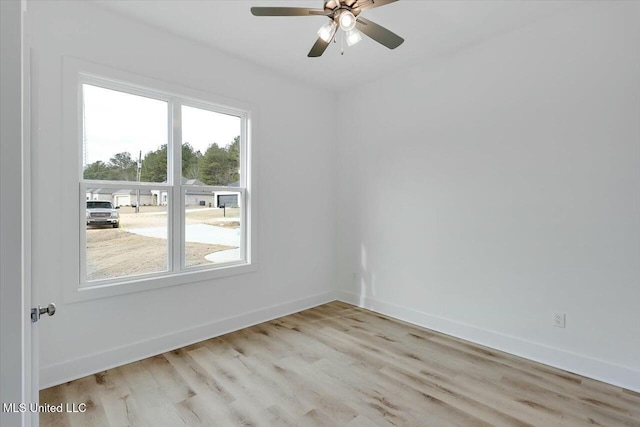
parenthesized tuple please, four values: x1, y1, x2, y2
(83, 84, 168, 182)
(184, 190, 241, 267)
(181, 105, 241, 186)
(85, 189, 168, 281)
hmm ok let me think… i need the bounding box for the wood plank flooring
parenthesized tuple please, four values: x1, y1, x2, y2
(40, 302, 640, 426)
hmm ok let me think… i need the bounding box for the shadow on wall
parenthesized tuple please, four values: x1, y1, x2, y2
(359, 243, 377, 306)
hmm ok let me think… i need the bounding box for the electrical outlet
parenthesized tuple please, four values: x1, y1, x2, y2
(553, 312, 566, 328)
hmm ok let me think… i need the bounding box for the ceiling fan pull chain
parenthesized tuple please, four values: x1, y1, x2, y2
(341, 30, 345, 55)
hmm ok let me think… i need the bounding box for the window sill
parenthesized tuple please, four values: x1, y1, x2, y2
(63, 262, 257, 304)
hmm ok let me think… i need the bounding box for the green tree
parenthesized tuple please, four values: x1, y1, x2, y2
(136, 138, 238, 184)
(109, 152, 138, 181)
(198, 143, 225, 185)
(182, 143, 202, 180)
(141, 145, 168, 182)
(227, 136, 240, 184)
(83, 152, 138, 181)
(197, 137, 239, 186)
(83, 160, 114, 180)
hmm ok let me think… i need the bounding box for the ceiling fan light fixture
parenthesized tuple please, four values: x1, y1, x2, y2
(250, 1, 404, 57)
(345, 29, 362, 47)
(317, 20, 337, 43)
(339, 10, 356, 31)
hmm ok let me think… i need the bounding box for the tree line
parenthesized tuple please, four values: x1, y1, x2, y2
(83, 137, 240, 186)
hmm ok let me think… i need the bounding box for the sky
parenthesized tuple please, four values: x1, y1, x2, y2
(83, 84, 241, 166)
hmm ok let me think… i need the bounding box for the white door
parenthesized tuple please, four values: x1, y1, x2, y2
(0, 1, 39, 426)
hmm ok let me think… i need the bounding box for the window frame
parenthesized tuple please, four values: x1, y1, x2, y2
(62, 58, 256, 303)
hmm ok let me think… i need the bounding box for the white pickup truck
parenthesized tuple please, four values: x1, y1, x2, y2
(86, 200, 120, 228)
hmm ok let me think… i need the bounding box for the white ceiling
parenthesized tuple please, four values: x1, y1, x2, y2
(93, 0, 578, 91)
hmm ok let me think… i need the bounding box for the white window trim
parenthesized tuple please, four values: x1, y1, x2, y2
(62, 57, 257, 304)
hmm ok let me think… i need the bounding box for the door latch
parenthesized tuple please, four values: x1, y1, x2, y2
(31, 303, 56, 323)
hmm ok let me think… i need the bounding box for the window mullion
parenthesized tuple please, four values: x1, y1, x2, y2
(171, 101, 183, 273)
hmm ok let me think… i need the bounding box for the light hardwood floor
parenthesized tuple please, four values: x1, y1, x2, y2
(40, 302, 640, 426)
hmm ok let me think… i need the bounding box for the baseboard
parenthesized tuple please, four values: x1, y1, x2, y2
(40, 290, 339, 389)
(337, 290, 640, 393)
(41, 289, 639, 392)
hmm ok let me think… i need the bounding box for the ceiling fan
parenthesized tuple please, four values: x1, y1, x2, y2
(251, 0, 404, 57)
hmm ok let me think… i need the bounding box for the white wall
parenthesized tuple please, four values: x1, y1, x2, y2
(28, 0, 337, 387)
(336, 2, 640, 391)
(1, 1, 28, 425)
(26, 0, 640, 393)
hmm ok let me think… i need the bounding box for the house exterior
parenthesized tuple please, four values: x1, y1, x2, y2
(214, 180, 240, 208)
(87, 188, 157, 207)
(86, 188, 113, 201)
(161, 178, 241, 207)
(185, 190, 215, 207)
(86, 178, 240, 208)
(214, 192, 239, 208)
(113, 189, 156, 207)
(181, 178, 213, 206)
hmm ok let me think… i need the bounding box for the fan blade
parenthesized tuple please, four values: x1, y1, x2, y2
(353, 0, 398, 11)
(308, 37, 330, 57)
(355, 17, 404, 49)
(251, 7, 326, 16)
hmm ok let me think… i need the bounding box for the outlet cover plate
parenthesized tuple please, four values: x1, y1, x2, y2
(553, 312, 566, 328)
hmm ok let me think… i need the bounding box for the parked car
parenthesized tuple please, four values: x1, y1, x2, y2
(86, 200, 119, 228)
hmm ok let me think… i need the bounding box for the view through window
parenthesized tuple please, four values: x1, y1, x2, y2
(82, 82, 246, 284)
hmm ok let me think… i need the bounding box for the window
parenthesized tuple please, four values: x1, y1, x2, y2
(79, 77, 252, 291)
